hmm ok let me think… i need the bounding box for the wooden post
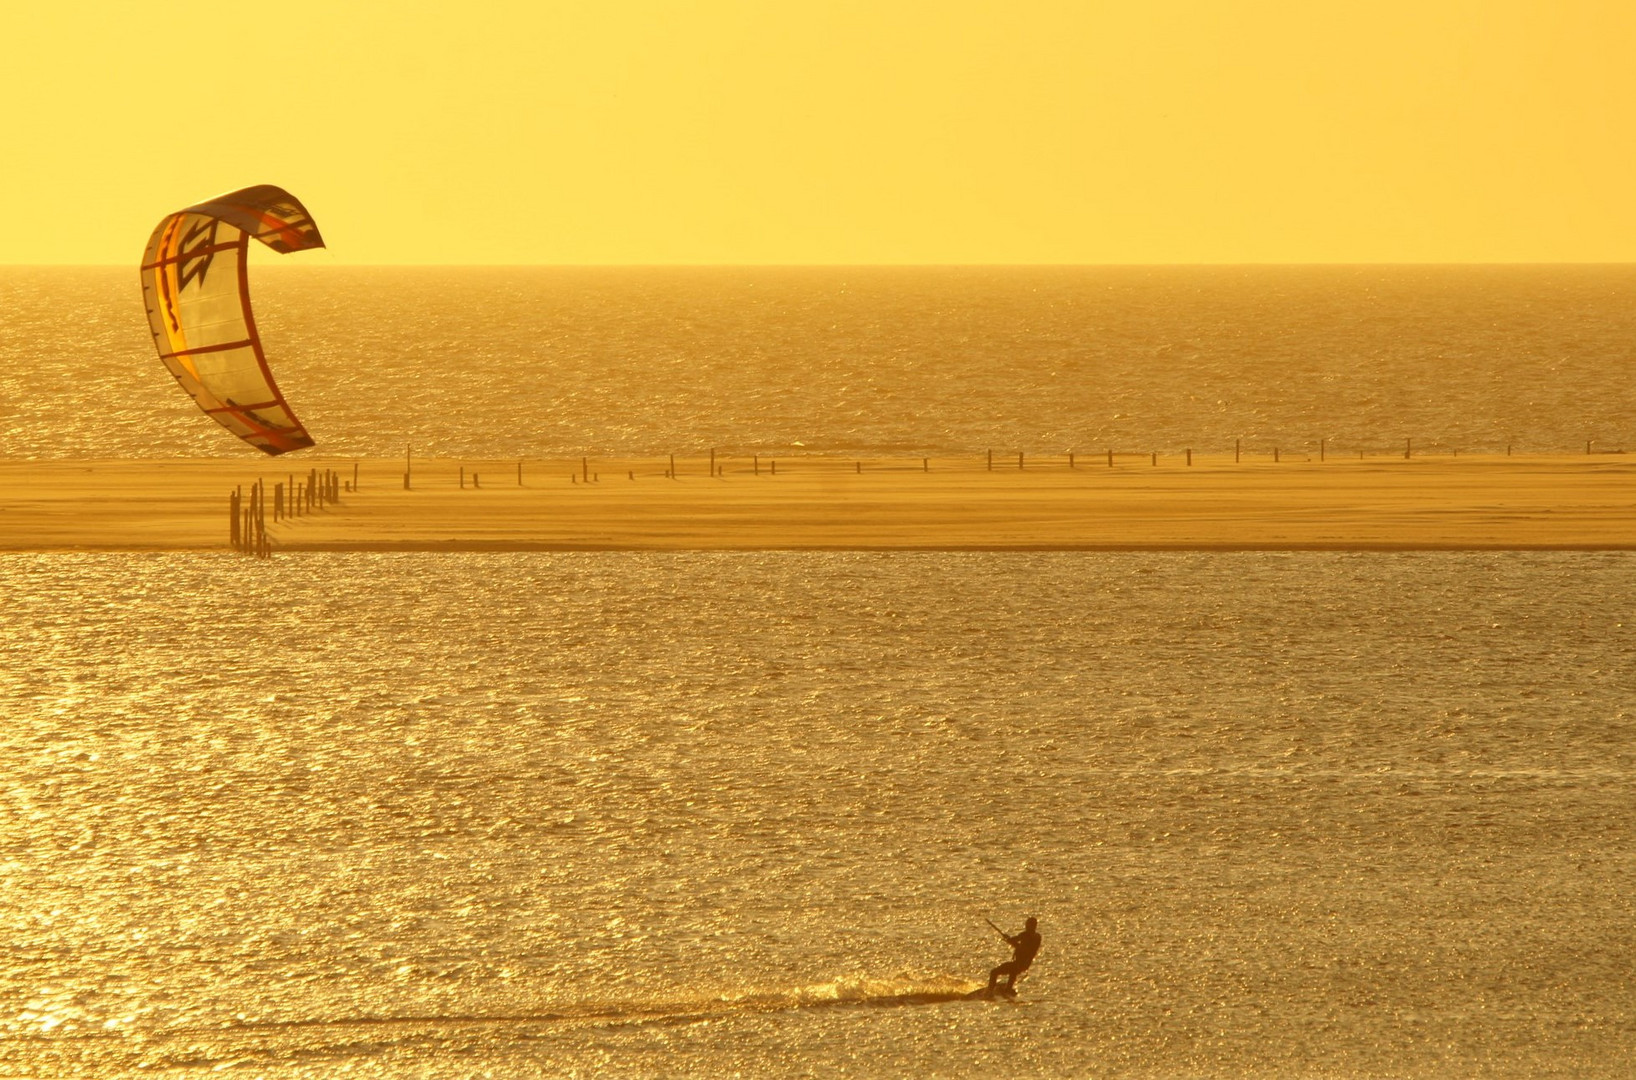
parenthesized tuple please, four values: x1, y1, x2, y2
(1235, 439, 1241, 463)
(1186, 448, 1192, 466)
(923, 457, 929, 472)
(582, 457, 589, 482)
(771, 459, 777, 475)
(1320, 438, 1325, 462)
(353, 461, 359, 492)
(754, 455, 760, 476)
(1405, 439, 1412, 460)
(406, 443, 412, 487)
(474, 473, 480, 488)
(856, 461, 861, 473)
(1106, 448, 1112, 467)
(1274, 447, 1279, 463)
(1069, 451, 1075, 469)
(1507, 444, 1512, 456)
(230, 489, 240, 549)
(1587, 439, 1592, 455)
(987, 449, 992, 471)
(1151, 451, 1157, 466)
(403, 472, 410, 490)
(517, 461, 523, 486)
(1018, 452, 1024, 470)
(669, 453, 675, 479)
(273, 482, 282, 522)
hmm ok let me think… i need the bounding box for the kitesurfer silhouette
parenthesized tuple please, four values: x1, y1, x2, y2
(988, 916, 1041, 993)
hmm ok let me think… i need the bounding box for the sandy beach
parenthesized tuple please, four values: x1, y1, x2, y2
(2, 453, 1632, 552)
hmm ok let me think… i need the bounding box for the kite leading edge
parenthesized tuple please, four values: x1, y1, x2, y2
(140, 184, 324, 455)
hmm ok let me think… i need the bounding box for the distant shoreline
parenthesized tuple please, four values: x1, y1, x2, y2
(2, 455, 1633, 554)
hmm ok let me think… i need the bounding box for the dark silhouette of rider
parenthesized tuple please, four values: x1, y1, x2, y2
(989, 917, 1041, 992)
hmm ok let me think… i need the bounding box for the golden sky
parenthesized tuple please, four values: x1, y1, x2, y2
(3, 1, 1634, 264)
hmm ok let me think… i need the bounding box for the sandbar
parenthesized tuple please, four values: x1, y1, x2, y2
(1, 453, 1632, 553)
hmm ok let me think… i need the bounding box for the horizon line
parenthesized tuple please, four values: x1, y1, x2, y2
(6, 260, 1636, 270)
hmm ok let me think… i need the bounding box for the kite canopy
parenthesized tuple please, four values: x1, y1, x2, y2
(140, 184, 324, 455)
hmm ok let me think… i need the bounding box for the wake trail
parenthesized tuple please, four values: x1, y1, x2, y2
(215, 976, 994, 1034)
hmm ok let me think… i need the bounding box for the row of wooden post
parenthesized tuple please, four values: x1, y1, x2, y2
(388, 436, 1623, 497)
(271, 467, 343, 523)
(228, 482, 269, 559)
(231, 466, 347, 556)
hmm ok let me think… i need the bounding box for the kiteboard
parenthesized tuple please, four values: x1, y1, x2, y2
(963, 984, 1018, 1001)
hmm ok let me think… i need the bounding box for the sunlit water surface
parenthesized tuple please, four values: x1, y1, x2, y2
(3, 265, 1635, 459)
(3, 267, 1633, 1075)
(2, 551, 1631, 1078)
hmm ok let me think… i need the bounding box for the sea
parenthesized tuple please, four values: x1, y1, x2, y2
(1, 266, 1633, 1077)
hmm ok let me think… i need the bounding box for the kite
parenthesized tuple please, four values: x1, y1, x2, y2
(140, 184, 324, 455)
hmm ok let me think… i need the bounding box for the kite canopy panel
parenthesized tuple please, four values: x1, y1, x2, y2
(140, 184, 324, 455)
